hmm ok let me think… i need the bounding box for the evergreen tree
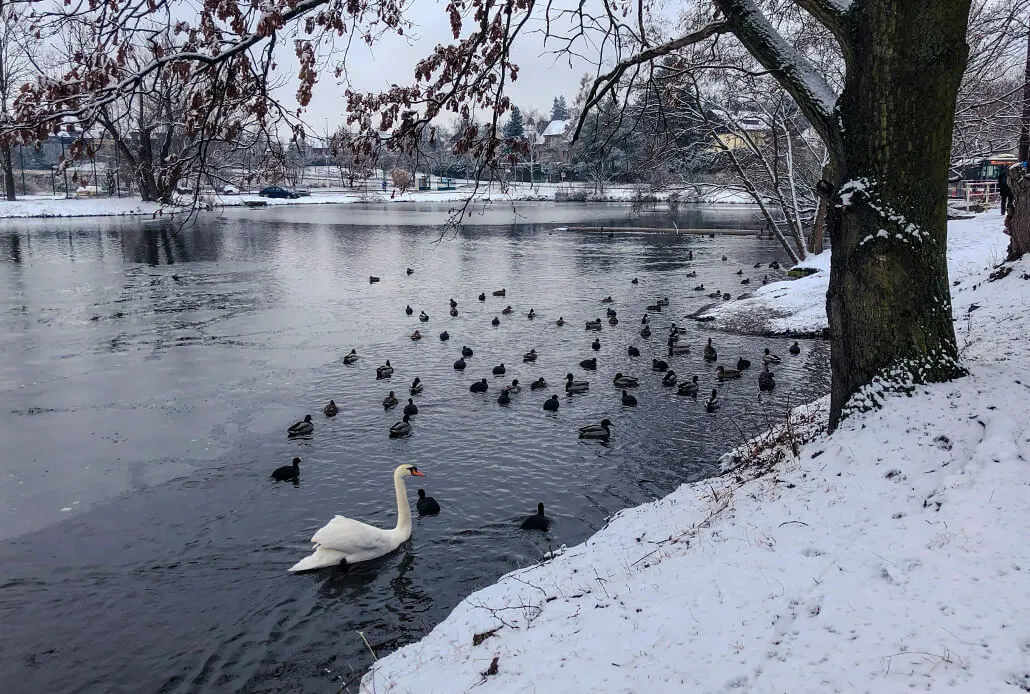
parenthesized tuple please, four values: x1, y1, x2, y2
(502, 106, 525, 140)
(551, 96, 569, 121)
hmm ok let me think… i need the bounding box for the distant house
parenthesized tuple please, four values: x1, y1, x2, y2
(710, 111, 768, 151)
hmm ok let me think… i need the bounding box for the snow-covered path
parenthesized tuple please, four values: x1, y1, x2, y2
(361, 214, 1030, 693)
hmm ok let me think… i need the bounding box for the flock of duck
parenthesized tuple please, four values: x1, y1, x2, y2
(278, 261, 802, 573)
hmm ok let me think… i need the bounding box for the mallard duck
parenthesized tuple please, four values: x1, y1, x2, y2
(717, 365, 742, 380)
(478, 293, 486, 301)
(705, 389, 720, 412)
(556, 317, 566, 326)
(565, 373, 589, 393)
(502, 305, 514, 315)
(542, 394, 560, 410)
(406, 267, 414, 275)
(323, 400, 339, 417)
(669, 343, 691, 356)
(470, 378, 489, 393)
(708, 290, 721, 299)
(678, 375, 699, 396)
(376, 360, 394, 379)
(601, 296, 614, 303)
(462, 346, 474, 357)
(640, 325, 651, 338)
(405, 304, 414, 315)
(591, 338, 601, 351)
(628, 345, 640, 357)
(754, 262, 762, 268)
(585, 319, 602, 330)
(527, 308, 536, 319)
(288, 415, 314, 437)
(502, 380, 521, 394)
(662, 370, 678, 386)
(410, 329, 422, 340)
(492, 363, 506, 375)
(343, 349, 359, 364)
(736, 269, 743, 275)
(389, 414, 412, 437)
(641, 314, 650, 324)
(722, 292, 731, 300)
(383, 391, 399, 409)
(417, 489, 440, 515)
(491, 317, 500, 326)
(578, 418, 613, 440)
(763, 348, 782, 364)
(579, 357, 597, 370)
(631, 277, 639, 284)
(530, 377, 547, 390)
(453, 356, 466, 370)
(703, 338, 717, 362)
(493, 289, 506, 296)
(449, 298, 458, 308)
(609, 316, 619, 325)
(449, 307, 458, 317)
(758, 366, 775, 391)
(403, 398, 419, 415)
(419, 311, 429, 322)
(762, 276, 769, 285)
(741, 278, 750, 285)
(271, 457, 301, 482)
(621, 390, 637, 406)
(652, 358, 669, 372)
(440, 330, 450, 341)
(646, 303, 661, 312)
(369, 275, 380, 283)
(736, 357, 751, 370)
(769, 260, 781, 270)
(409, 378, 422, 395)
(657, 297, 670, 306)
(694, 284, 705, 291)
(520, 502, 550, 530)
(523, 349, 537, 362)
(613, 372, 639, 387)
(497, 390, 511, 405)
(789, 341, 801, 355)
(606, 307, 616, 317)
(685, 270, 697, 278)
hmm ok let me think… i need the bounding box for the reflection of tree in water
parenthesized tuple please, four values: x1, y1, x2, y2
(6, 233, 20, 264)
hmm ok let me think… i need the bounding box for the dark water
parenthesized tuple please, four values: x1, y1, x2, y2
(0, 202, 828, 693)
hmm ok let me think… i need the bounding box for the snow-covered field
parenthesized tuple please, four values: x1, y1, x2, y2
(360, 213, 1030, 693)
(0, 195, 165, 219)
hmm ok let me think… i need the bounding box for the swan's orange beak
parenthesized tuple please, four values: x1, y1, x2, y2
(411, 470, 425, 477)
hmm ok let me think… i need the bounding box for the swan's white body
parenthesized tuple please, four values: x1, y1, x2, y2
(289, 464, 423, 573)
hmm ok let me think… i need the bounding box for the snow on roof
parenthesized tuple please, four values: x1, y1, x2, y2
(542, 119, 567, 137)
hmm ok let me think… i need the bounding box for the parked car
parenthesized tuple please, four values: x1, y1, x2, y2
(292, 187, 312, 197)
(259, 186, 299, 199)
(219, 184, 239, 195)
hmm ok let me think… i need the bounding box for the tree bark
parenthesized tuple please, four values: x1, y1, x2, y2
(1, 143, 15, 201)
(809, 196, 826, 254)
(825, 0, 970, 427)
(1005, 166, 1030, 259)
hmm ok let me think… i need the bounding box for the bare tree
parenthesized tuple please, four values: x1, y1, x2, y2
(0, 7, 34, 200)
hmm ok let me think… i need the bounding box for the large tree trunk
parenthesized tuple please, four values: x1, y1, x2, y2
(1, 143, 16, 201)
(1006, 167, 1030, 259)
(826, 0, 970, 428)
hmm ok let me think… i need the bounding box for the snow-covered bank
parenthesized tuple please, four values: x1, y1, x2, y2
(361, 213, 1030, 693)
(699, 214, 1010, 337)
(0, 195, 165, 219)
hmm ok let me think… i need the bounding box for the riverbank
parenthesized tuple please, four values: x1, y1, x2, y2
(360, 212, 1030, 693)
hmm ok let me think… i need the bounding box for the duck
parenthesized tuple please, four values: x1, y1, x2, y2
(646, 303, 662, 312)
(565, 373, 589, 393)
(677, 375, 700, 396)
(652, 358, 669, 372)
(556, 317, 566, 326)
(527, 308, 536, 319)
(492, 363, 506, 375)
(497, 390, 511, 405)
(741, 278, 750, 285)
(419, 311, 429, 322)
(523, 349, 538, 362)
(405, 304, 414, 315)
(470, 378, 489, 393)
(288, 464, 425, 572)
(543, 394, 560, 410)
(288, 415, 314, 437)
(271, 457, 301, 482)
(578, 418, 613, 440)
(502, 305, 514, 315)
(601, 296, 614, 303)
(608, 316, 619, 325)
(703, 338, 717, 362)
(621, 390, 637, 406)
(640, 325, 651, 338)
(628, 345, 640, 357)
(579, 357, 597, 370)
(369, 275, 380, 283)
(613, 373, 638, 387)
(410, 329, 422, 340)
(493, 289, 506, 296)
(762, 276, 769, 285)
(763, 348, 782, 364)
(591, 338, 601, 351)
(641, 314, 650, 324)
(406, 267, 414, 275)
(688, 250, 694, 260)
(403, 398, 419, 415)
(383, 391, 399, 409)
(530, 377, 548, 390)
(769, 260, 781, 270)
(685, 270, 697, 278)
(376, 360, 394, 379)
(717, 365, 742, 380)
(491, 316, 500, 326)
(754, 262, 762, 268)
(409, 378, 423, 395)
(449, 307, 458, 316)
(440, 330, 450, 341)
(722, 292, 731, 300)
(736, 357, 751, 370)
(449, 298, 458, 308)
(736, 269, 743, 275)
(520, 502, 550, 531)
(669, 342, 691, 355)
(502, 379, 521, 394)
(705, 389, 721, 412)
(758, 366, 776, 391)
(721, 255, 728, 261)
(708, 290, 721, 299)
(343, 349, 359, 364)
(789, 341, 801, 355)
(478, 292, 486, 301)
(417, 488, 440, 515)
(323, 400, 339, 417)
(657, 297, 670, 306)
(389, 414, 412, 438)
(453, 356, 467, 370)
(662, 370, 678, 386)
(631, 277, 639, 284)
(694, 284, 705, 291)
(606, 307, 617, 317)
(462, 346, 474, 357)
(585, 319, 602, 330)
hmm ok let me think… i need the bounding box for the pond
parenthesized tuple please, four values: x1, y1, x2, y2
(0, 201, 829, 693)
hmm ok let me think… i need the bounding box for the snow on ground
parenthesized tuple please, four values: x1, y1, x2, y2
(361, 213, 1030, 693)
(0, 194, 165, 219)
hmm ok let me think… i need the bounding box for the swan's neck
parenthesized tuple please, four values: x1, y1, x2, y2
(392, 471, 412, 535)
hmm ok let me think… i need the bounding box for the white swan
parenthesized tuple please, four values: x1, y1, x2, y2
(288, 464, 425, 573)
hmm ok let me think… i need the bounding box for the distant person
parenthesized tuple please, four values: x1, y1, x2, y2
(381, 179, 387, 191)
(998, 166, 1012, 215)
